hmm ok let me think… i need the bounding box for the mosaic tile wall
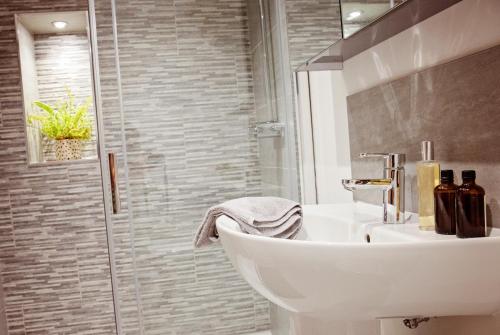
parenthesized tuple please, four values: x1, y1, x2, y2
(0, 1, 117, 334)
(347, 44, 500, 228)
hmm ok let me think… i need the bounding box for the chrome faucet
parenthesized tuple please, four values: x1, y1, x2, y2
(342, 153, 406, 224)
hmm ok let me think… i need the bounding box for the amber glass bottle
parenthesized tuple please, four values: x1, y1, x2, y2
(434, 170, 458, 235)
(456, 170, 486, 238)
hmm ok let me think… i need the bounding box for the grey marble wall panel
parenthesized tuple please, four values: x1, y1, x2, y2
(347, 44, 500, 226)
(0, 1, 117, 334)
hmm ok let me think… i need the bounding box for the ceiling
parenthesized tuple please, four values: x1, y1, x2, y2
(17, 11, 88, 35)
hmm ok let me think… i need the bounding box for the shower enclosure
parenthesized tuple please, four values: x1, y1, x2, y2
(92, 0, 299, 333)
(1, 0, 338, 332)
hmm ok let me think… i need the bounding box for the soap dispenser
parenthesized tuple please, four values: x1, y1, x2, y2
(416, 141, 440, 230)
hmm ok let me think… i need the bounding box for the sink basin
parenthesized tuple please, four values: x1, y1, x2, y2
(216, 202, 500, 332)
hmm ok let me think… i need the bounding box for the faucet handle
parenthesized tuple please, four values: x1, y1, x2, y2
(359, 152, 405, 169)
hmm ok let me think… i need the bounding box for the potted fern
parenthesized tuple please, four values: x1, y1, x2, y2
(29, 88, 93, 161)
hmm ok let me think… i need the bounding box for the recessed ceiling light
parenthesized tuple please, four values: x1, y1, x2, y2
(52, 21, 68, 29)
(346, 10, 362, 21)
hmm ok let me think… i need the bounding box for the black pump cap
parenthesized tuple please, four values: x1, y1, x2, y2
(441, 170, 454, 182)
(462, 170, 476, 180)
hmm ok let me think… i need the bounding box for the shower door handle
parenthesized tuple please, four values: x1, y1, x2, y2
(108, 152, 121, 214)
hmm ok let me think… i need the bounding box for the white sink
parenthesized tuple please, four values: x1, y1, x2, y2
(216, 202, 500, 334)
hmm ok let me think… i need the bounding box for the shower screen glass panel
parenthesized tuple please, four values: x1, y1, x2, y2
(104, 0, 300, 333)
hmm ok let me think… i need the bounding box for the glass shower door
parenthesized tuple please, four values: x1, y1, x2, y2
(93, 0, 299, 333)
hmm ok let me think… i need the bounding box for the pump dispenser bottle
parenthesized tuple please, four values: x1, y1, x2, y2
(417, 141, 440, 231)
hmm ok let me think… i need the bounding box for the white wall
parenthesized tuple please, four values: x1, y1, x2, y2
(309, 71, 352, 204)
(296, 71, 353, 204)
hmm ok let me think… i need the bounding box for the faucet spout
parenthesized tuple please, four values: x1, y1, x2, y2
(342, 152, 406, 224)
(341, 178, 392, 191)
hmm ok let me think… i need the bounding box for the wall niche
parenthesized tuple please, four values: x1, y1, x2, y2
(16, 11, 98, 164)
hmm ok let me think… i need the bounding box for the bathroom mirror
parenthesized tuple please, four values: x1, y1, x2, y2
(341, 0, 408, 38)
(15, 11, 98, 164)
(298, 0, 461, 71)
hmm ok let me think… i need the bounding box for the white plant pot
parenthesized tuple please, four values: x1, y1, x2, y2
(54, 139, 83, 161)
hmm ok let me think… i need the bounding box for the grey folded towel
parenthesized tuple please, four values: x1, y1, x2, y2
(194, 197, 302, 248)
